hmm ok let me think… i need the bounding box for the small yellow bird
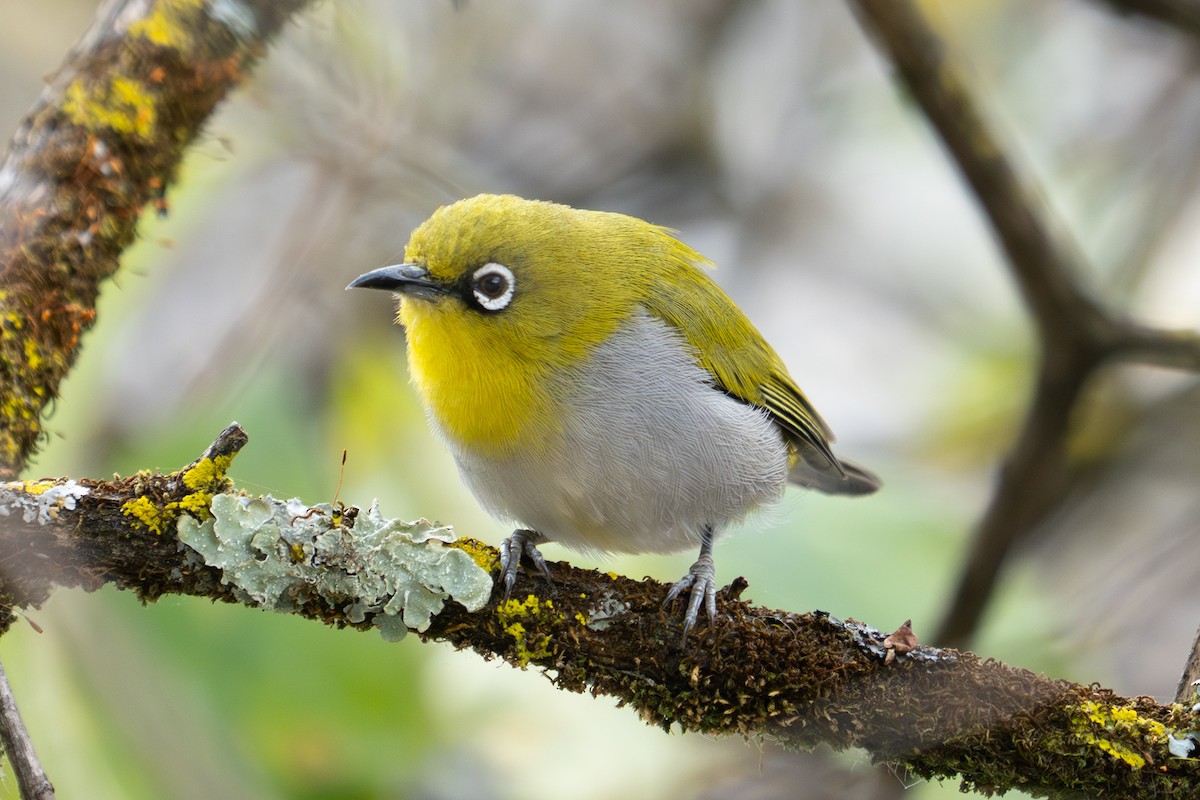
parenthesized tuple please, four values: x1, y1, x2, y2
(349, 194, 878, 632)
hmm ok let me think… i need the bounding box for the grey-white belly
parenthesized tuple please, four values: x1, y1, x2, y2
(440, 310, 790, 555)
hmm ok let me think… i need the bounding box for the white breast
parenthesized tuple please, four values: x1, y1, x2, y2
(438, 309, 790, 555)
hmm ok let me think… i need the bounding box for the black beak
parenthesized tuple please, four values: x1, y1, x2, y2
(346, 264, 450, 299)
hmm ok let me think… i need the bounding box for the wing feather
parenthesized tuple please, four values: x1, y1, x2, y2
(638, 245, 842, 474)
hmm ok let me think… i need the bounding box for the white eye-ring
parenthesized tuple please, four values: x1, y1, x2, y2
(471, 262, 515, 311)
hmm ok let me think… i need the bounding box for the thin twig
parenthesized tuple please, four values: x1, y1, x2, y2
(0, 659, 53, 800)
(849, 1, 1108, 341)
(1112, 323, 1200, 371)
(1097, 0, 1200, 38)
(851, 0, 1200, 651)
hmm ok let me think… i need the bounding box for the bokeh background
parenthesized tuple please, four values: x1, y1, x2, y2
(3, 0, 1200, 798)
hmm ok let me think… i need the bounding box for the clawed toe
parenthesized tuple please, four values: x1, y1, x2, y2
(498, 529, 550, 597)
(663, 552, 718, 636)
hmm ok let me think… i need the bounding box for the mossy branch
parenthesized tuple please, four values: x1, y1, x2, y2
(0, 424, 1196, 799)
(0, 0, 314, 481)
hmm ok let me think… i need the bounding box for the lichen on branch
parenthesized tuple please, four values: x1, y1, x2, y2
(178, 493, 492, 640)
(0, 423, 1197, 798)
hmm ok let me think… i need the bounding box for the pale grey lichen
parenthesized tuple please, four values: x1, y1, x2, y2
(178, 494, 492, 640)
(0, 479, 91, 524)
(1169, 732, 1198, 759)
(209, 0, 260, 39)
(831, 614, 948, 664)
(583, 593, 631, 631)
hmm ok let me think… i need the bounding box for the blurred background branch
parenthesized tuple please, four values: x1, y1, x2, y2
(0, 661, 50, 800)
(0, 1, 313, 797)
(1100, 0, 1200, 37)
(0, 0, 311, 481)
(851, 0, 1200, 653)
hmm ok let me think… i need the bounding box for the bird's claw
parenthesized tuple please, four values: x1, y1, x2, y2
(663, 552, 718, 636)
(498, 529, 550, 598)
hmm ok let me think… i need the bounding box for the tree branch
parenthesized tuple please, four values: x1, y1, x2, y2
(1111, 323, 1200, 371)
(0, 5, 318, 794)
(2, 424, 1199, 798)
(0, 660, 52, 800)
(0, 0, 313, 481)
(1096, 0, 1200, 38)
(1176, 626, 1200, 704)
(849, 0, 1200, 650)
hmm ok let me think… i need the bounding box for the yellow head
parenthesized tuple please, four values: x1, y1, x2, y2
(348, 194, 709, 454)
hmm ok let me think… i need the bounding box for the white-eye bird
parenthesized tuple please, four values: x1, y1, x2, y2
(348, 194, 879, 633)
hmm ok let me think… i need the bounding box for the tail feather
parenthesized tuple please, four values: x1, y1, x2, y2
(787, 447, 880, 496)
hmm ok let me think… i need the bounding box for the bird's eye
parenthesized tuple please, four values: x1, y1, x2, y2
(471, 263, 515, 311)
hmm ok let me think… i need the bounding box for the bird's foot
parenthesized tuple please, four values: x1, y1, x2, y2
(498, 528, 551, 598)
(663, 551, 718, 636)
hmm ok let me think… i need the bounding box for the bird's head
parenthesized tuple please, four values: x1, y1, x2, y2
(348, 193, 705, 368)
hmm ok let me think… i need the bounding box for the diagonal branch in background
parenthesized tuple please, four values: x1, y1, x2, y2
(0, 3, 317, 797)
(2, 424, 1200, 799)
(1097, 0, 1200, 38)
(0, 0, 314, 482)
(849, 0, 1200, 649)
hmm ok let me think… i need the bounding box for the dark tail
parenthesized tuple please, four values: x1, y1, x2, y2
(787, 447, 881, 496)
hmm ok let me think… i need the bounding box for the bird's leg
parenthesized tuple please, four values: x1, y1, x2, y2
(498, 528, 552, 598)
(663, 525, 717, 635)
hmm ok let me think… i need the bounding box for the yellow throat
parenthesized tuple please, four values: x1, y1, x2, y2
(395, 194, 708, 456)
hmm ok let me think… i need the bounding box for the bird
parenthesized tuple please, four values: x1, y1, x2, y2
(348, 194, 879, 633)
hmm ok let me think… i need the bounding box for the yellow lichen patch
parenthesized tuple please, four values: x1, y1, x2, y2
(2, 395, 34, 423)
(121, 455, 231, 535)
(450, 537, 500, 572)
(496, 595, 561, 667)
(175, 492, 212, 515)
(19, 480, 58, 496)
(129, 0, 205, 49)
(1069, 700, 1168, 770)
(23, 340, 42, 371)
(169, 455, 231, 521)
(63, 76, 157, 139)
(181, 454, 232, 491)
(122, 496, 167, 535)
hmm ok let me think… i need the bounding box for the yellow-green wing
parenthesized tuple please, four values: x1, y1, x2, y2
(641, 248, 841, 471)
